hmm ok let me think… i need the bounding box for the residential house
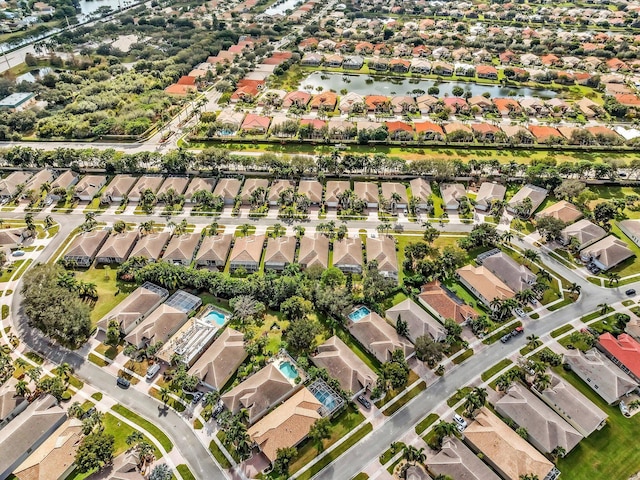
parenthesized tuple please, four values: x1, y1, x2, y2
(0, 378, 26, 426)
(533, 372, 608, 437)
(471, 123, 501, 142)
(598, 333, 640, 382)
(386, 298, 446, 342)
(415, 122, 444, 141)
(468, 95, 493, 113)
(188, 327, 248, 389)
(343, 55, 364, 70)
(415, 95, 438, 114)
(347, 310, 414, 362)
(325, 54, 344, 67)
(184, 177, 216, 203)
(297, 180, 323, 205)
(391, 95, 416, 114)
(575, 97, 601, 118)
(73, 175, 107, 202)
(380, 183, 408, 211)
(13, 417, 83, 480)
(215, 110, 245, 133)
(432, 61, 454, 76)
(125, 303, 188, 348)
(49, 170, 78, 194)
(506, 184, 548, 216)
(96, 282, 168, 335)
(493, 98, 522, 117)
(365, 95, 390, 113)
(310, 91, 338, 110)
(247, 388, 322, 464)
(221, 363, 295, 424)
(618, 220, 640, 248)
(563, 349, 637, 405)
(389, 58, 410, 73)
(480, 251, 536, 293)
(241, 113, 271, 134)
(520, 98, 550, 117)
(579, 235, 633, 271)
(443, 97, 468, 114)
(0, 228, 26, 249)
(325, 180, 350, 208)
(535, 200, 583, 223)
(229, 235, 265, 272)
(328, 120, 355, 140)
(463, 408, 557, 480)
(410, 58, 431, 74)
(157, 177, 189, 199)
(476, 64, 498, 79)
(561, 219, 607, 249)
(456, 265, 515, 306)
(85, 451, 143, 480)
(444, 123, 473, 141)
(128, 176, 163, 203)
(300, 118, 327, 139)
(24, 169, 54, 197)
(501, 125, 534, 144)
(196, 234, 233, 269)
(386, 121, 414, 141)
(301, 52, 323, 66)
(354, 181, 378, 208)
(163, 233, 201, 266)
(428, 436, 500, 480)
(264, 236, 296, 271)
(311, 336, 378, 395)
(339, 92, 366, 115)
(63, 230, 109, 267)
(240, 178, 270, 205)
(128, 232, 171, 261)
(418, 280, 478, 324)
(101, 175, 137, 204)
(298, 234, 329, 270)
(409, 178, 432, 211)
(95, 231, 139, 264)
(367, 236, 398, 279)
(333, 238, 363, 273)
(268, 179, 295, 206)
(0, 395, 67, 480)
(213, 178, 242, 205)
(368, 56, 389, 71)
(441, 183, 466, 210)
(230, 79, 264, 103)
(495, 383, 583, 454)
(528, 125, 563, 143)
(475, 182, 506, 211)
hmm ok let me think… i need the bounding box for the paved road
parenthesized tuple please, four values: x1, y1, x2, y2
(9, 215, 226, 480)
(315, 241, 632, 480)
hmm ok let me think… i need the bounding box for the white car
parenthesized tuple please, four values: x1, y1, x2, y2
(452, 414, 467, 430)
(514, 308, 526, 317)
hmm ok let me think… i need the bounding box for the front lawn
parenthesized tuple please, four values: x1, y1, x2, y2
(481, 359, 513, 381)
(111, 404, 173, 452)
(555, 367, 640, 480)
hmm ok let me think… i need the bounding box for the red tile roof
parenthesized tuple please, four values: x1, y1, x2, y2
(309, 91, 337, 109)
(177, 76, 197, 86)
(471, 123, 500, 134)
(476, 65, 498, 75)
(616, 94, 640, 106)
(418, 281, 477, 324)
(598, 333, 640, 379)
(528, 125, 562, 141)
(385, 121, 413, 133)
(414, 121, 444, 134)
(365, 95, 389, 110)
(164, 84, 196, 95)
(300, 118, 327, 129)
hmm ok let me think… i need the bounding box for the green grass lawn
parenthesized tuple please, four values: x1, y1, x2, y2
(383, 381, 426, 416)
(555, 366, 640, 480)
(176, 465, 196, 480)
(447, 386, 472, 407)
(602, 224, 640, 277)
(72, 265, 138, 325)
(415, 413, 439, 435)
(111, 404, 173, 452)
(102, 412, 161, 458)
(452, 348, 474, 365)
(481, 359, 513, 381)
(550, 324, 574, 338)
(209, 440, 232, 469)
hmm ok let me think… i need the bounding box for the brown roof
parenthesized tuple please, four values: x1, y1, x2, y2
(264, 236, 297, 266)
(96, 231, 139, 262)
(298, 234, 329, 269)
(325, 180, 350, 203)
(475, 182, 506, 209)
(386, 298, 446, 342)
(347, 310, 414, 363)
(130, 175, 163, 196)
(297, 180, 323, 204)
(409, 178, 432, 202)
(456, 265, 515, 302)
(0, 378, 25, 420)
(74, 175, 106, 199)
(481, 252, 536, 293)
(129, 232, 171, 260)
(380, 182, 408, 204)
(581, 235, 634, 269)
(247, 387, 322, 463)
(418, 281, 477, 324)
(354, 181, 379, 203)
(535, 200, 583, 223)
(221, 363, 294, 423)
(184, 177, 216, 200)
(508, 184, 548, 213)
(124, 304, 188, 346)
(0, 171, 32, 198)
(162, 233, 201, 263)
(0, 228, 24, 247)
(561, 219, 607, 248)
(64, 230, 109, 259)
(25, 169, 55, 193)
(268, 179, 295, 203)
(528, 125, 562, 141)
(50, 171, 78, 190)
(428, 436, 500, 480)
(333, 238, 363, 268)
(102, 175, 137, 200)
(14, 418, 83, 480)
(495, 383, 582, 454)
(311, 336, 378, 394)
(188, 327, 248, 389)
(240, 178, 270, 202)
(213, 178, 242, 200)
(157, 176, 189, 197)
(96, 282, 168, 333)
(229, 235, 265, 264)
(196, 234, 233, 266)
(366, 236, 398, 274)
(464, 408, 555, 480)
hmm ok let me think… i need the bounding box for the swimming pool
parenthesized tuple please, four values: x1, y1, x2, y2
(313, 389, 338, 411)
(278, 361, 299, 380)
(204, 309, 227, 327)
(349, 306, 371, 322)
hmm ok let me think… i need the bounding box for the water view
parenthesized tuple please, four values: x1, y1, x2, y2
(299, 72, 558, 99)
(264, 0, 303, 15)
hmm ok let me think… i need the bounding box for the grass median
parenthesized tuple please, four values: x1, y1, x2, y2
(481, 359, 513, 382)
(383, 381, 426, 416)
(112, 404, 173, 452)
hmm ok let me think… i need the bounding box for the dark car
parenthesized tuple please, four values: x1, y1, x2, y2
(192, 392, 204, 404)
(82, 407, 97, 419)
(116, 377, 130, 389)
(626, 289, 636, 296)
(212, 403, 224, 419)
(357, 395, 371, 409)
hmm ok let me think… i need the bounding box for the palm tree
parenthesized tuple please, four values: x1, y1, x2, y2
(568, 282, 581, 295)
(139, 221, 155, 234)
(552, 446, 566, 460)
(515, 289, 536, 306)
(44, 215, 54, 229)
(433, 421, 459, 444)
(293, 225, 305, 239)
(270, 223, 285, 238)
(606, 271, 620, 286)
(26, 366, 41, 383)
(522, 249, 540, 266)
(402, 445, 426, 465)
(537, 269, 552, 284)
(67, 401, 84, 419)
(534, 373, 551, 391)
(126, 430, 144, 446)
(502, 231, 514, 245)
(203, 391, 220, 408)
(54, 362, 73, 383)
(598, 303, 610, 315)
(208, 221, 219, 236)
(238, 224, 251, 237)
(526, 334, 541, 350)
(15, 379, 30, 397)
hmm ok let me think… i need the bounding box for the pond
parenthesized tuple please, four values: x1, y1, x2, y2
(264, 0, 303, 15)
(16, 67, 53, 83)
(299, 72, 558, 99)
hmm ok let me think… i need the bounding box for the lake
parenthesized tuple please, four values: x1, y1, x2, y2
(264, 0, 303, 15)
(298, 72, 558, 99)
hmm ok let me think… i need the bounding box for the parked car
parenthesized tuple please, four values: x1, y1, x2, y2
(212, 402, 224, 419)
(116, 377, 130, 389)
(453, 413, 467, 431)
(620, 400, 631, 417)
(192, 392, 204, 404)
(500, 333, 512, 343)
(626, 289, 636, 296)
(82, 407, 96, 419)
(512, 326, 524, 335)
(12, 250, 25, 257)
(357, 395, 371, 409)
(145, 363, 160, 381)
(514, 308, 526, 317)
